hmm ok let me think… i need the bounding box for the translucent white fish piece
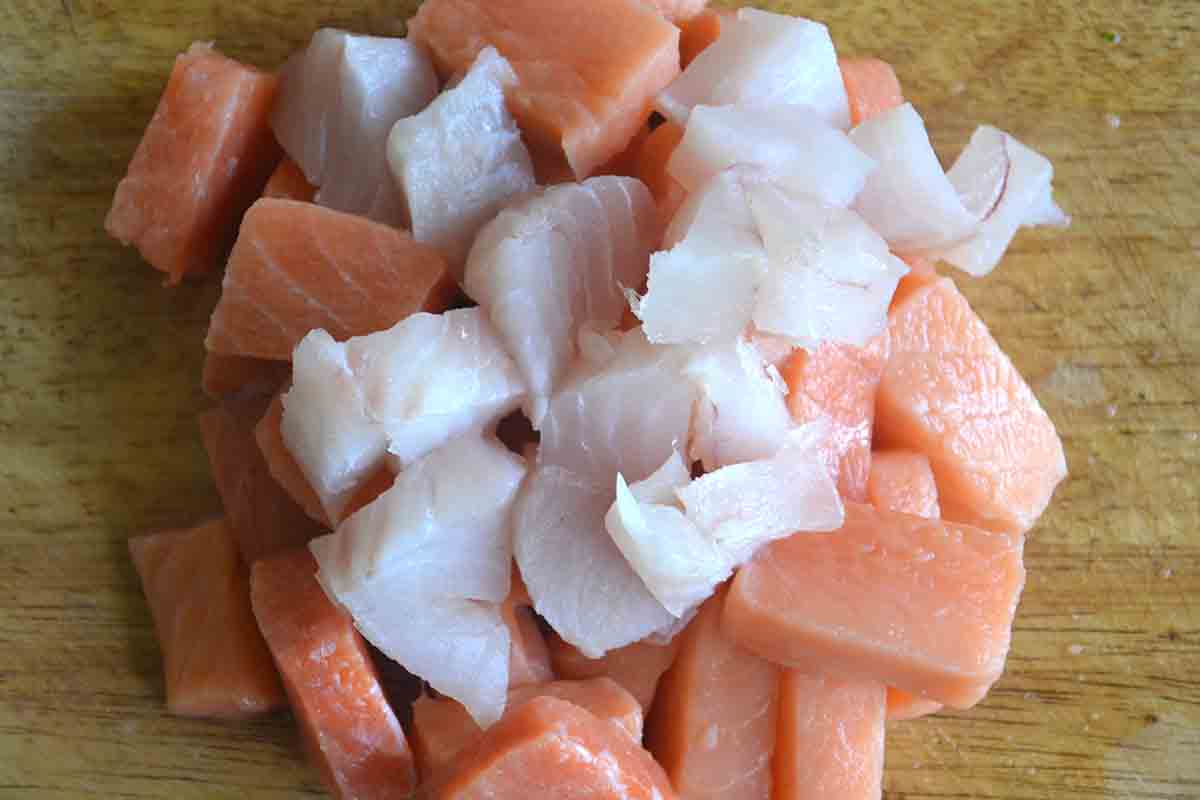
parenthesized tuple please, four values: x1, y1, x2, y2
(345, 308, 527, 469)
(749, 181, 908, 350)
(310, 435, 527, 727)
(677, 421, 846, 565)
(686, 335, 792, 471)
(281, 330, 388, 522)
(539, 327, 698, 488)
(667, 104, 875, 206)
(633, 169, 768, 345)
(605, 455, 730, 618)
(935, 126, 1070, 275)
(656, 8, 849, 130)
(282, 309, 527, 513)
(387, 47, 536, 275)
(514, 464, 676, 658)
(464, 177, 661, 426)
(272, 29, 439, 224)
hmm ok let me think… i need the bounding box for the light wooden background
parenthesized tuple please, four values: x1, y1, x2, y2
(0, 0, 1197, 797)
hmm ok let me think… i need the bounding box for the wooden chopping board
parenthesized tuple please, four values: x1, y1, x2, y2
(1, 0, 1196, 797)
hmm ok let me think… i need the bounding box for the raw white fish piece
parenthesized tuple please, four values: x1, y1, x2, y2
(346, 308, 527, 469)
(633, 169, 767, 344)
(657, 8, 849, 130)
(282, 330, 388, 522)
(626, 449, 692, 504)
(686, 336, 792, 470)
(464, 177, 661, 426)
(539, 328, 698, 488)
(310, 435, 527, 727)
(667, 104, 875, 206)
(272, 29, 438, 224)
(936, 127, 1069, 275)
(677, 421, 845, 565)
(387, 47, 536, 275)
(514, 464, 676, 658)
(606, 472, 730, 617)
(749, 181, 908, 350)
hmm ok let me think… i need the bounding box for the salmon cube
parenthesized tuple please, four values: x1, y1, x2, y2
(547, 632, 680, 711)
(879, 277, 1066, 532)
(838, 57, 904, 126)
(866, 450, 941, 519)
(646, 589, 779, 800)
(782, 332, 890, 502)
(106, 43, 280, 284)
(199, 405, 325, 563)
(412, 678, 644, 780)
(410, 0, 681, 180)
(723, 503, 1026, 709)
(679, 8, 729, 69)
(205, 198, 458, 361)
(262, 155, 316, 202)
(776, 674, 886, 800)
(885, 687, 944, 722)
(888, 254, 939, 311)
(201, 352, 289, 401)
(634, 121, 688, 228)
(251, 548, 417, 799)
(129, 518, 285, 718)
(421, 696, 674, 799)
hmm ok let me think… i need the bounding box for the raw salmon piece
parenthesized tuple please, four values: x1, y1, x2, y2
(387, 47, 536, 275)
(886, 276, 995, 357)
(633, 121, 687, 226)
(311, 436, 528, 727)
(409, 0, 681, 179)
(889, 254, 939, 310)
(465, 177, 660, 426)
(547, 633, 681, 711)
(198, 406, 325, 563)
(597, 121, 652, 179)
(645, 588, 779, 800)
(503, 598, 554, 689)
(106, 43, 280, 284)
(723, 503, 1026, 708)
(885, 687, 943, 721)
(877, 351, 1066, 533)
(205, 198, 457, 361)
(255, 394, 395, 528)
(775, 674, 886, 800)
(201, 352, 289, 401)
(838, 57, 904, 126)
(129, 519, 285, 718)
(657, 9, 849, 129)
(272, 30, 438, 225)
(420, 696, 675, 800)
(867, 450, 941, 519)
(679, 9, 726, 69)
(782, 332, 891, 502)
(262, 156, 316, 202)
(251, 548, 417, 799)
(508, 678, 644, 741)
(645, 0, 708, 23)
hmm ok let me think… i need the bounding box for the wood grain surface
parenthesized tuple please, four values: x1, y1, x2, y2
(1, 0, 1197, 797)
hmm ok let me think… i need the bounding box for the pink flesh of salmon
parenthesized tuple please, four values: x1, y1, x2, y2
(723, 503, 1026, 709)
(503, 602, 554, 689)
(411, 678, 645, 780)
(205, 198, 458, 361)
(262, 155, 316, 202)
(783, 332, 891, 502)
(201, 352, 289, 402)
(645, 0, 708, 23)
(198, 405, 325, 563)
(886, 687, 944, 721)
(879, 277, 1067, 533)
(251, 548, 417, 799)
(409, 0, 681, 180)
(547, 632, 681, 711)
(838, 57, 904, 127)
(776, 674, 886, 800)
(889, 254, 939, 310)
(679, 9, 727, 69)
(646, 588, 779, 800)
(106, 43, 280, 284)
(129, 518, 285, 718)
(867, 450, 941, 520)
(419, 696, 675, 800)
